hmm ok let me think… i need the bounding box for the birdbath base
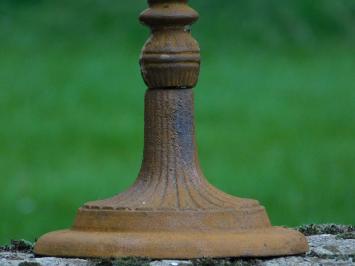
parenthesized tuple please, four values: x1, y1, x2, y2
(34, 228, 306, 259)
(34, 0, 308, 259)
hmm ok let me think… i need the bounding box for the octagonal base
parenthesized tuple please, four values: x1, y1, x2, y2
(34, 227, 308, 259)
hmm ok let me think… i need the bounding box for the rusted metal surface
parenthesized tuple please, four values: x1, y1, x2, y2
(34, 0, 308, 259)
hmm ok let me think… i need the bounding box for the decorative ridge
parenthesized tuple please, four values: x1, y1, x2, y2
(81, 206, 265, 212)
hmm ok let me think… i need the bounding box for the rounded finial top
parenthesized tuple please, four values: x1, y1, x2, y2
(148, 0, 188, 4)
(140, 0, 198, 27)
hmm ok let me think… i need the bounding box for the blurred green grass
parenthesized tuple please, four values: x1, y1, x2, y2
(0, 0, 355, 244)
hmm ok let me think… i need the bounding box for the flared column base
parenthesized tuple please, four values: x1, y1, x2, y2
(34, 227, 307, 259)
(34, 208, 308, 259)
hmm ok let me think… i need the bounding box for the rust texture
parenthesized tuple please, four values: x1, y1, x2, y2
(34, 0, 309, 259)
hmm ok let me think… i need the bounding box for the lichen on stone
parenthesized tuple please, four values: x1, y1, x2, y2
(192, 257, 261, 266)
(91, 257, 151, 266)
(336, 232, 355, 240)
(0, 240, 34, 253)
(296, 223, 355, 236)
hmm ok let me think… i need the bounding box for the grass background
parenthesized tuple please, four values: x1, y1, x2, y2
(0, 0, 354, 244)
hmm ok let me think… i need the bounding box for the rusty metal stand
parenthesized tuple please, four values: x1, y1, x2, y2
(34, 0, 308, 259)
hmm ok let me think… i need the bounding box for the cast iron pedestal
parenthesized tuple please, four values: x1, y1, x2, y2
(34, 0, 308, 259)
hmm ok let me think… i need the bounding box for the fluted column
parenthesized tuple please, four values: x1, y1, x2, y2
(82, 0, 258, 212)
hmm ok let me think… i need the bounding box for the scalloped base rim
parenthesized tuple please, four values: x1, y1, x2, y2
(34, 227, 308, 259)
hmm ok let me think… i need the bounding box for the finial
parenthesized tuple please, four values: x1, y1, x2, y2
(139, 0, 200, 89)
